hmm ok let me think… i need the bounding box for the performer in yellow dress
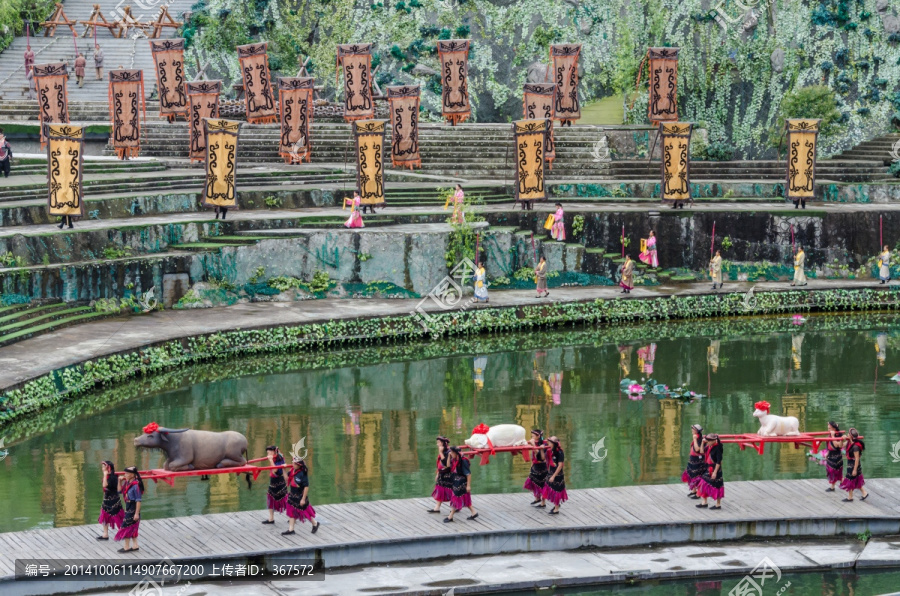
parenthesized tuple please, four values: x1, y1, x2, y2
(709, 250, 723, 290)
(791, 246, 807, 286)
(620, 255, 635, 294)
(879, 246, 891, 284)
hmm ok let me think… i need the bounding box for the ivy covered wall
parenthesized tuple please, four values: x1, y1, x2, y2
(182, 0, 900, 157)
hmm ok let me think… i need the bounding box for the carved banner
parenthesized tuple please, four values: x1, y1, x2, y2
(33, 63, 70, 147)
(202, 119, 241, 209)
(353, 120, 387, 206)
(337, 44, 374, 121)
(648, 47, 679, 124)
(523, 83, 556, 168)
(278, 77, 314, 164)
(46, 124, 84, 218)
(785, 119, 820, 202)
(237, 42, 277, 124)
(186, 80, 222, 163)
(108, 69, 145, 160)
(386, 85, 420, 170)
(550, 44, 581, 123)
(660, 122, 693, 203)
(437, 39, 470, 125)
(513, 119, 549, 203)
(149, 39, 187, 121)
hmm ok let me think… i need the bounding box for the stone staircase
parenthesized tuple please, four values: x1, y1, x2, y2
(0, 0, 195, 102)
(607, 158, 892, 183)
(835, 132, 900, 165)
(0, 300, 108, 347)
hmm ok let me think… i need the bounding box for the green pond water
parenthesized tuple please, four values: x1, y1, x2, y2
(3, 313, 900, 533)
(511, 567, 900, 595)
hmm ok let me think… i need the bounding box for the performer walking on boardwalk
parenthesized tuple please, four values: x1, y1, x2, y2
(263, 446, 288, 523)
(639, 231, 658, 267)
(535, 255, 549, 297)
(97, 461, 124, 540)
(620, 255, 635, 294)
(544, 436, 568, 514)
(791, 245, 807, 286)
(114, 466, 144, 552)
(682, 425, 706, 499)
(444, 446, 478, 522)
(524, 429, 548, 507)
(344, 191, 364, 228)
(283, 455, 320, 534)
(428, 436, 453, 513)
(823, 422, 844, 492)
(841, 428, 868, 502)
(709, 250, 723, 290)
(550, 203, 566, 241)
(474, 262, 489, 303)
(879, 245, 891, 284)
(696, 434, 724, 510)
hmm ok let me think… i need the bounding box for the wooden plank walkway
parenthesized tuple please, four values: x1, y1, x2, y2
(2, 478, 900, 582)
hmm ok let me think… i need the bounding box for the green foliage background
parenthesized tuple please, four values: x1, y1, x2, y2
(177, 0, 900, 157)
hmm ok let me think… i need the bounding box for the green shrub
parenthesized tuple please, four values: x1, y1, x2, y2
(770, 85, 843, 148)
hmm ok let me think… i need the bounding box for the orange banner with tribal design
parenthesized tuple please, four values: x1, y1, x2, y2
(337, 44, 374, 122)
(353, 120, 387, 206)
(386, 85, 420, 170)
(437, 40, 470, 125)
(513, 119, 549, 203)
(33, 63, 70, 148)
(46, 124, 84, 218)
(523, 83, 556, 168)
(660, 122, 693, 203)
(149, 39, 187, 121)
(785, 119, 820, 202)
(108, 69, 146, 160)
(648, 47, 679, 124)
(238, 42, 277, 124)
(186, 80, 221, 163)
(550, 44, 580, 123)
(278, 77, 314, 163)
(203, 119, 241, 210)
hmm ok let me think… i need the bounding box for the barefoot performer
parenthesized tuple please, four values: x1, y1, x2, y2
(841, 428, 869, 502)
(282, 453, 320, 535)
(824, 422, 844, 492)
(115, 466, 144, 552)
(263, 445, 288, 524)
(544, 436, 568, 514)
(444, 446, 478, 522)
(524, 429, 548, 507)
(428, 436, 453, 513)
(97, 461, 124, 540)
(682, 425, 705, 499)
(696, 434, 724, 510)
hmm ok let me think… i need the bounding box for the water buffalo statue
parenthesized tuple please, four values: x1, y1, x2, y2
(134, 423, 248, 471)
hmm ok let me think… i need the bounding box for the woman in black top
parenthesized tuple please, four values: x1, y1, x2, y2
(283, 457, 319, 534)
(824, 422, 844, 492)
(97, 461, 124, 540)
(696, 434, 724, 509)
(524, 429, 548, 507)
(444, 447, 478, 522)
(840, 428, 869, 501)
(263, 446, 288, 524)
(544, 436, 568, 514)
(682, 424, 705, 499)
(429, 436, 453, 513)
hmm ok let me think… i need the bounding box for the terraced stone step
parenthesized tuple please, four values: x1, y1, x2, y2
(0, 299, 112, 347)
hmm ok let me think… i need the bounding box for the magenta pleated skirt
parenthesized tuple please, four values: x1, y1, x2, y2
(267, 493, 287, 513)
(114, 521, 139, 541)
(98, 509, 125, 529)
(286, 503, 316, 522)
(840, 474, 865, 491)
(432, 485, 453, 502)
(543, 485, 568, 506)
(827, 467, 843, 484)
(524, 478, 544, 499)
(450, 493, 472, 510)
(697, 479, 724, 501)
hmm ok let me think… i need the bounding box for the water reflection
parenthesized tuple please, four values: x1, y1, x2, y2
(3, 316, 900, 532)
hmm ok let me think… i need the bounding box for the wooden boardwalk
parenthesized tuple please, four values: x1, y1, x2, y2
(2, 478, 900, 583)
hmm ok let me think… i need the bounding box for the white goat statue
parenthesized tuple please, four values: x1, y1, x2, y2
(753, 400, 800, 437)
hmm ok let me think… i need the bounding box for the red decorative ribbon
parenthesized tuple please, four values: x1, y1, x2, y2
(143, 422, 159, 434)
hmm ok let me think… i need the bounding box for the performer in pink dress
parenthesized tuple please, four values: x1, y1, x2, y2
(114, 467, 144, 551)
(449, 184, 465, 224)
(543, 436, 568, 514)
(681, 425, 705, 499)
(840, 428, 868, 502)
(344, 192, 364, 228)
(639, 231, 659, 267)
(550, 203, 565, 241)
(428, 436, 453, 513)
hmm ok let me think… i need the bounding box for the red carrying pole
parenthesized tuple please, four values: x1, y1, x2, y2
(621, 224, 625, 258)
(475, 233, 480, 267)
(791, 224, 795, 252)
(530, 232, 537, 266)
(711, 221, 716, 257)
(880, 215, 883, 249)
